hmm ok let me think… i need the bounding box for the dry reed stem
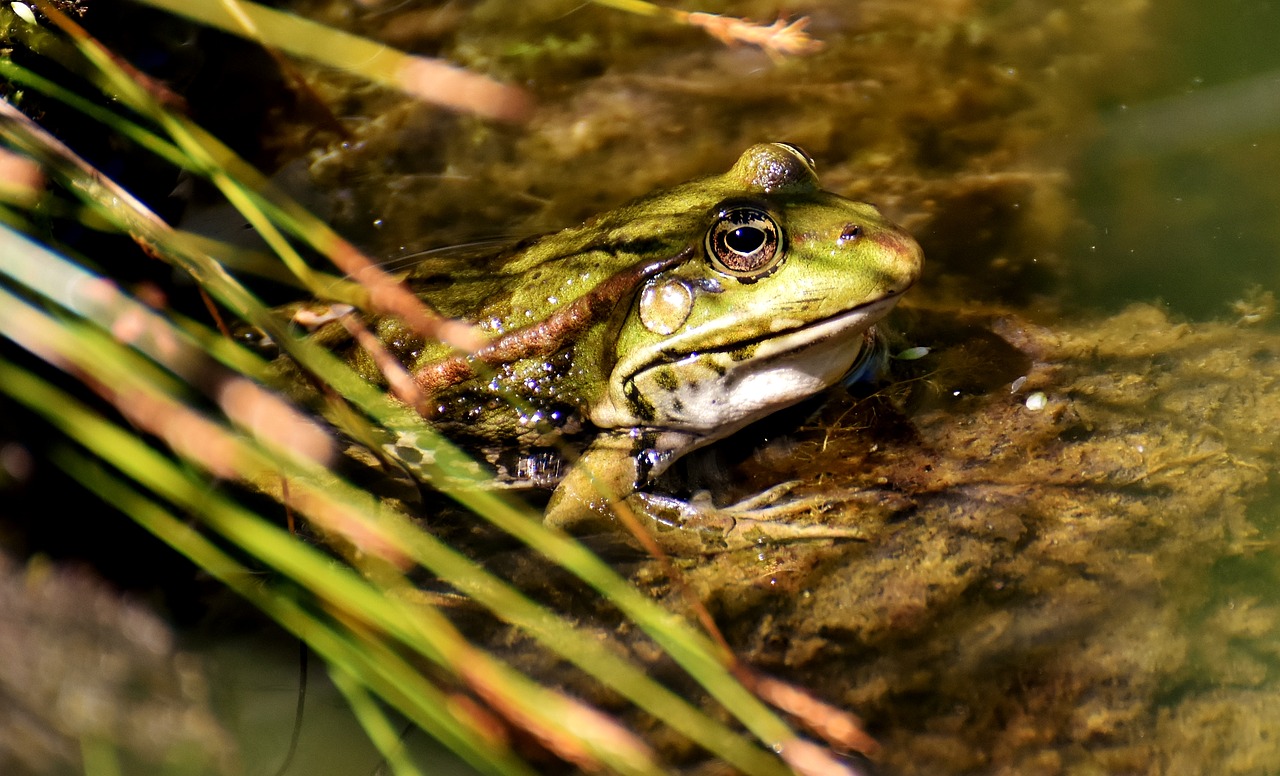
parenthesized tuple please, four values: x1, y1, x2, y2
(214, 377, 336, 469)
(396, 56, 534, 123)
(463, 659, 657, 773)
(338, 310, 432, 418)
(778, 737, 864, 776)
(684, 13, 825, 57)
(125, 0, 533, 122)
(0, 146, 44, 206)
(116, 389, 241, 478)
(589, 2, 824, 57)
(333, 244, 489, 357)
(281, 480, 413, 568)
(743, 671, 880, 758)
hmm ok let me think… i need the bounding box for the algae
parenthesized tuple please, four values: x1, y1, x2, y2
(9, 0, 1280, 773)
(286, 2, 1277, 771)
(659, 303, 1280, 773)
(451, 300, 1280, 773)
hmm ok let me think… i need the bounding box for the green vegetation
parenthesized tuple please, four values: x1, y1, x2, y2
(0, 2, 847, 773)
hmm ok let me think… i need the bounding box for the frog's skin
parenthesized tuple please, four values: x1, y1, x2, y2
(284, 143, 923, 549)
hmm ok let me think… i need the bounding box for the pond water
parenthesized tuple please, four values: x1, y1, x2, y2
(7, 0, 1280, 774)
(1074, 0, 1280, 318)
(200, 1, 1280, 771)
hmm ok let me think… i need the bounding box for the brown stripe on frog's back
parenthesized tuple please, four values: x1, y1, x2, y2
(414, 247, 694, 397)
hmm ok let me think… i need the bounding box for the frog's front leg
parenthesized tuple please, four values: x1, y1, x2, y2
(544, 429, 685, 538)
(545, 432, 865, 554)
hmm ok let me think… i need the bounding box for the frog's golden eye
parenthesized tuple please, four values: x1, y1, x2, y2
(705, 207, 783, 280)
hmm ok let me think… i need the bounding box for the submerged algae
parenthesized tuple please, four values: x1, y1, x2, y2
(279, 1, 1280, 772)
(19, 0, 1280, 772)
(441, 300, 1280, 773)
(620, 302, 1280, 773)
(291, 0, 1149, 312)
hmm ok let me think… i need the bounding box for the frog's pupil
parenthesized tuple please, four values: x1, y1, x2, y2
(727, 227, 764, 254)
(705, 205, 782, 277)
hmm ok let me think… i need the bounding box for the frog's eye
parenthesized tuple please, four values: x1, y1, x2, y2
(705, 207, 783, 280)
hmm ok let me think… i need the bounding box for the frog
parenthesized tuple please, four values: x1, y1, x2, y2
(275, 143, 923, 552)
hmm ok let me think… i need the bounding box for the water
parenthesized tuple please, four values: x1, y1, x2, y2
(176, 1, 1280, 772)
(1074, 1, 1280, 317)
(8, 0, 1280, 773)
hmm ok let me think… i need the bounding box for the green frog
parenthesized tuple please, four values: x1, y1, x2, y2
(277, 143, 923, 550)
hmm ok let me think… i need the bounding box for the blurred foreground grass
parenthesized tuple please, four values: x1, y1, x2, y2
(0, 2, 859, 774)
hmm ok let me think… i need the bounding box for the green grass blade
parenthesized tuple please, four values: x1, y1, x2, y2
(0, 229, 786, 774)
(2, 5, 825, 763)
(51, 449, 531, 776)
(329, 668, 426, 776)
(0, 185, 803, 771)
(124, 0, 531, 121)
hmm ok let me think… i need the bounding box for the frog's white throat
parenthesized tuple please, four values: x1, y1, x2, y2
(595, 294, 900, 433)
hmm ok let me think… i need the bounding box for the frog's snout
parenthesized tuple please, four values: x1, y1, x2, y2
(870, 226, 925, 294)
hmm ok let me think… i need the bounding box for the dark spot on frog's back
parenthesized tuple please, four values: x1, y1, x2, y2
(604, 237, 671, 258)
(624, 380, 656, 422)
(395, 445, 423, 465)
(653, 368, 679, 392)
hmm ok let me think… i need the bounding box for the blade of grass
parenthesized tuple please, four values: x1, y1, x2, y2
(0, 59, 339, 288)
(21, 3, 488, 351)
(0, 118, 815, 765)
(125, 0, 532, 121)
(49, 449, 531, 776)
(329, 668, 426, 776)
(6, 10, 842, 767)
(0, 58, 191, 169)
(7, 349, 657, 774)
(0, 240, 789, 775)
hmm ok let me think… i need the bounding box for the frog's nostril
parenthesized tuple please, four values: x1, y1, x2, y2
(839, 224, 862, 244)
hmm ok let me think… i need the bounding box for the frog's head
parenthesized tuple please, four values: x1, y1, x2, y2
(594, 143, 923, 434)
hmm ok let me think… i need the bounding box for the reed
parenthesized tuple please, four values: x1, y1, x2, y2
(0, 2, 855, 774)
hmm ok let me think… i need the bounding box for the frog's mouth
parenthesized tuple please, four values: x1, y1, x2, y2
(627, 290, 905, 377)
(594, 289, 908, 430)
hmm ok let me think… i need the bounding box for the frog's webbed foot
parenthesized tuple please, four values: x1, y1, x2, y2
(632, 482, 866, 554)
(544, 435, 866, 554)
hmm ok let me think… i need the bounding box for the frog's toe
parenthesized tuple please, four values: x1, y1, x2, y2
(711, 484, 798, 514)
(719, 486, 867, 548)
(632, 488, 865, 553)
(720, 514, 867, 548)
